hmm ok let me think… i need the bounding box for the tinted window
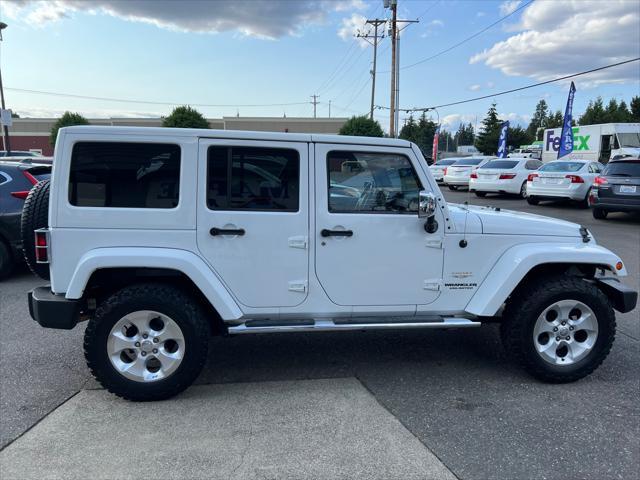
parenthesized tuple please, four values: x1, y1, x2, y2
(453, 158, 485, 166)
(207, 146, 299, 211)
(603, 161, 640, 177)
(539, 161, 586, 173)
(69, 142, 180, 208)
(328, 151, 422, 213)
(525, 160, 542, 170)
(481, 160, 519, 169)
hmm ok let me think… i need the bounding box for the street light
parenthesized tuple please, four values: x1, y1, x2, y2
(0, 21, 11, 153)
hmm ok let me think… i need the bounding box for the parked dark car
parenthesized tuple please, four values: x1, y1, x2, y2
(0, 160, 51, 278)
(589, 156, 640, 219)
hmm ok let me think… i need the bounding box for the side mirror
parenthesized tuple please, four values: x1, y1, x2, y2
(418, 191, 437, 218)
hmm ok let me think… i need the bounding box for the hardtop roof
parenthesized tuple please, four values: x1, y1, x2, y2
(60, 125, 412, 148)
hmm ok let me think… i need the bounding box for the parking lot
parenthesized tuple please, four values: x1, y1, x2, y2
(1, 190, 638, 480)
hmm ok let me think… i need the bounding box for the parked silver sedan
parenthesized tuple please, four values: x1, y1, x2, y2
(526, 159, 605, 207)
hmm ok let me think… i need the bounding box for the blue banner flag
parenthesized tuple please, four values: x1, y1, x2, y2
(558, 81, 576, 159)
(497, 121, 509, 158)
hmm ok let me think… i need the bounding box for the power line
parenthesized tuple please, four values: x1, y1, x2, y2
(379, 0, 534, 73)
(5, 87, 309, 108)
(375, 57, 640, 112)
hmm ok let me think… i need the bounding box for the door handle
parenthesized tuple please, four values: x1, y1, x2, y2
(321, 229, 353, 237)
(210, 227, 245, 236)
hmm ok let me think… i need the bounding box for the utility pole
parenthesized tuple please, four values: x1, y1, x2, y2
(310, 94, 320, 118)
(328, 100, 331, 118)
(0, 22, 11, 153)
(357, 19, 385, 120)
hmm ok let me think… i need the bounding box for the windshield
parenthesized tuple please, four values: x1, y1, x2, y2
(617, 133, 640, 148)
(539, 161, 586, 173)
(481, 160, 519, 169)
(432, 159, 457, 166)
(603, 161, 640, 177)
(452, 158, 484, 166)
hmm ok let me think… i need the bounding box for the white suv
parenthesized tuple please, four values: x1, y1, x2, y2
(24, 126, 636, 401)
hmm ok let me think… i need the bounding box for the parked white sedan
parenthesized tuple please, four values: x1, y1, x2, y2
(429, 158, 458, 184)
(526, 159, 605, 207)
(470, 158, 542, 198)
(443, 156, 495, 190)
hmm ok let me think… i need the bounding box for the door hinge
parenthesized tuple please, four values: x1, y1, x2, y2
(288, 236, 308, 249)
(423, 280, 442, 291)
(288, 281, 308, 293)
(425, 239, 443, 249)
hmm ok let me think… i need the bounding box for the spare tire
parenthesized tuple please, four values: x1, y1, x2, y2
(21, 179, 50, 280)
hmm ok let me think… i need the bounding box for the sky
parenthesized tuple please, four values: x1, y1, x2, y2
(1, 0, 639, 133)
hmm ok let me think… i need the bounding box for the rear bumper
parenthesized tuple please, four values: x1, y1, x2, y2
(527, 182, 588, 201)
(28, 286, 81, 330)
(444, 177, 470, 186)
(595, 278, 638, 313)
(469, 179, 521, 194)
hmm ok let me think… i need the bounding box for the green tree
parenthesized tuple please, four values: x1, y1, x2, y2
(507, 126, 533, 149)
(50, 111, 89, 146)
(10, 111, 19, 118)
(162, 106, 209, 129)
(439, 129, 455, 152)
(339, 115, 384, 137)
(547, 110, 564, 129)
(630, 96, 640, 121)
(475, 103, 502, 155)
(454, 122, 475, 147)
(399, 112, 437, 157)
(527, 99, 549, 140)
(579, 97, 606, 125)
(617, 100, 632, 122)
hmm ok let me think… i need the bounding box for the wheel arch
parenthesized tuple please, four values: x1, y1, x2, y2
(465, 243, 625, 317)
(66, 247, 243, 325)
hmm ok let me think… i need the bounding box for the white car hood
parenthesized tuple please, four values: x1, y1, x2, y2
(449, 204, 583, 238)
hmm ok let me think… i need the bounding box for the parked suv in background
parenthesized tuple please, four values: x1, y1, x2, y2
(590, 156, 640, 219)
(0, 160, 51, 278)
(23, 126, 636, 401)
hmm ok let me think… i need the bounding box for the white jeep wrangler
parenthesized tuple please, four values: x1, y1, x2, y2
(24, 126, 637, 401)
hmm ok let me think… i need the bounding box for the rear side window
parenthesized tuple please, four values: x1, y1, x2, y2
(525, 160, 542, 170)
(207, 146, 299, 211)
(69, 142, 181, 208)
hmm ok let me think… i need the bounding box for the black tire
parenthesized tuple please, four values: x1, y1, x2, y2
(21, 179, 50, 280)
(501, 275, 615, 383)
(526, 196, 539, 205)
(592, 207, 608, 219)
(475, 191, 487, 197)
(84, 284, 210, 401)
(448, 185, 458, 191)
(0, 239, 14, 281)
(579, 188, 592, 208)
(519, 181, 528, 199)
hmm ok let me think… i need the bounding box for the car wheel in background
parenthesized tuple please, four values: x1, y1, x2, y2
(0, 240, 14, 281)
(526, 196, 539, 205)
(475, 191, 487, 197)
(448, 185, 458, 191)
(21, 180, 50, 280)
(579, 188, 592, 209)
(520, 182, 528, 199)
(592, 208, 608, 220)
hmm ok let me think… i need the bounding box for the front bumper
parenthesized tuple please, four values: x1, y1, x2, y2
(595, 278, 638, 313)
(28, 286, 81, 330)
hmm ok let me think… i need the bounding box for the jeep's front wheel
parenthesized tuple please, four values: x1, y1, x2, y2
(501, 276, 615, 383)
(84, 284, 210, 401)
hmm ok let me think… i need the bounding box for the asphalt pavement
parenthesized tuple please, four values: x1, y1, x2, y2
(1, 190, 638, 480)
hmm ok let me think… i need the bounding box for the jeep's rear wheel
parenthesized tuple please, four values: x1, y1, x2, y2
(84, 284, 210, 401)
(501, 275, 615, 383)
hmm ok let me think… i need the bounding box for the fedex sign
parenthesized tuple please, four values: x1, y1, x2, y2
(545, 127, 591, 152)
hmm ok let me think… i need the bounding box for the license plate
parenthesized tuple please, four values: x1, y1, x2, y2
(619, 185, 637, 193)
(542, 178, 562, 184)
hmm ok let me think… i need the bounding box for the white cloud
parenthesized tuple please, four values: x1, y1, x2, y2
(486, 81, 495, 88)
(14, 107, 165, 119)
(441, 112, 530, 132)
(3, 0, 363, 39)
(477, 11, 486, 18)
(421, 18, 444, 38)
(470, 0, 640, 87)
(468, 84, 481, 91)
(499, 1, 522, 17)
(429, 19, 444, 27)
(338, 13, 369, 46)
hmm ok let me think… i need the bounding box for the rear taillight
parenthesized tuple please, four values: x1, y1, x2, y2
(499, 173, 516, 179)
(470, 172, 478, 179)
(566, 175, 584, 183)
(443, 168, 447, 175)
(527, 173, 538, 182)
(594, 176, 608, 185)
(10, 170, 39, 200)
(34, 229, 49, 264)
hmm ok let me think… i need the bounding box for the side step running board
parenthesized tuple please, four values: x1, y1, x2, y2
(227, 318, 481, 335)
